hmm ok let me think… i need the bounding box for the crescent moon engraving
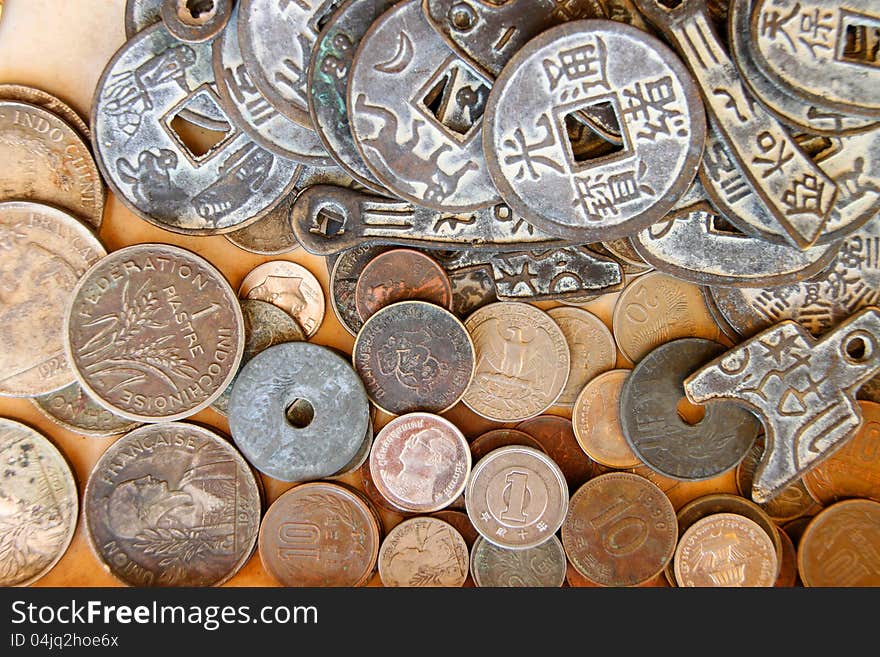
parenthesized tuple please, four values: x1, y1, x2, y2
(373, 33, 414, 73)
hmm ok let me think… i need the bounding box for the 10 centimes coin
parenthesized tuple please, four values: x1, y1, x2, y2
(0, 84, 90, 142)
(471, 535, 567, 588)
(330, 244, 388, 336)
(482, 20, 705, 242)
(0, 201, 106, 397)
(239, 260, 325, 338)
(562, 472, 677, 587)
(32, 383, 141, 438)
(573, 369, 641, 469)
(798, 499, 880, 587)
(84, 422, 261, 587)
(378, 516, 469, 587)
(466, 445, 568, 550)
(674, 513, 777, 587)
(65, 244, 244, 423)
(228, 342, 369, 482)
(0, 418, 78, 586)
(369, 412, 471, 513)
(462, 302, 570, 422)
(546, 307, 616, 407)
(353, 301, 475, 415)
(258, 482, 380, 587)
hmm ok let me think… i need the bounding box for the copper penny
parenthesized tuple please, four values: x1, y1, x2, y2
(775, 527, 798, 588)
(469, 428, 545, 463)
(470, 535, 567, 588)
(369, 412, 470, 514)
(352, 301, 475, 415)
(65, 244, 244, 423)
(258, 482, 380, 587)
(239, 260, 325, 338)
(84, 422, 261, 586)
(573, 369, 641, 469)
(463, 302, 570, 422)
(562, 472, 677, 587)
(798, 499, 880, 587)
(546, 307, 616, 407)
(516, 415, 595, 492)
(354, 249, 453, 322)
(674, 513, 778, 588)
(32, 382, 140, 438)
(378, 516, 469, 587)
(803, 400, 880, 505)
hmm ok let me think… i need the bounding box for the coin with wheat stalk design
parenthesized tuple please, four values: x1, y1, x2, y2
(65, 244, 244, 423)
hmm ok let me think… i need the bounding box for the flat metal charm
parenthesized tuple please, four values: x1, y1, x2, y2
(685, 307, 880, 504)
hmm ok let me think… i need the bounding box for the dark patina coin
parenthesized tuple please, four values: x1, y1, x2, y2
(329, 244, 388, 336)
(471, 535, 567, 588)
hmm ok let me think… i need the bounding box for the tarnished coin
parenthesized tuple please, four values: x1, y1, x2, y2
(355, 249, 453, 322)
(329, 421, 374, 480)
(84, 422, 261, 586)
(430, 509, 479, 550)
(470, 535, 567, 588)
(353, 301, 474, 415)
(239, 260, 325, 337)
(469, 429, 545, 463)
(330, 244, 388, 336)
(125, 0, 162, 37)
(674, 513, 778, 587)
(465, 445, 568, 550)
(228, 342, 370, 482)
(32, 383, 141, 438)
(620, 338, 762, 481)
(0, 100, 104, 230)
(449, 267, 498, 318)
(562, 473, 677, 587)
(378, 516, 469, 587)
(0, 418, 77, 586)
(0, 201, 106, 397)
(798, 499, 880, 587)
(573, 369, 641, 469)
(65, 244, 244, 422)
(162, 0, 233, 43)
(613, 271, 726, 364)
(0, 83, 90, 142)
(775, 526, 798, 588)
(516, 415, 595, 492)
(258, 482, 380, 587)
(462, 302, 570, 422)
(546, 307, 616, 407)
(369, 412, 470, 513)
(483, 20, 705, 241)
(224, 192, 300, 255)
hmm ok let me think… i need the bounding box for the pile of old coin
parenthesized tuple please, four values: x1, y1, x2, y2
(1, 0, 879, 588)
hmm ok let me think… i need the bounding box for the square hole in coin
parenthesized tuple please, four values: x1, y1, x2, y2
(162, 85, 236, 164)
(416, 56, 491, 142)
(561, 99, 629, 168)
(838, 11, 880, 68)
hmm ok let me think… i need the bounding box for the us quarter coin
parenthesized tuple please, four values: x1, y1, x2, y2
(238, 260, 325, 337)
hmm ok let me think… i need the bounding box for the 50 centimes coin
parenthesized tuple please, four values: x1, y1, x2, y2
(0, 201, 106, 397)
(330, 244, 388, 336)
(462, 302, 570, 422)
(228, 342, 370, 482)
(562, 472, 677, 587)
(573, 369, 641, 469)
(0, 418, 77, 586)
(378, 516, 469, 587)
(466, 445, 569, 550)
(369, 412, 470, 513)
(84, 422, 261, 587)
(0, 84, 90, 142)
(258, 482, 380, 587)
(482, 20, 705, 242)
(470, 535, 567, 588)
(674, 513, 777, 587)
(516, 415, 596, 491)
(353, 301, 474, 415)
(546, 307, 616, 407)
(32, 383, 141, 438)
(239, 260, 325, 338)
(65, 244, 244, 423)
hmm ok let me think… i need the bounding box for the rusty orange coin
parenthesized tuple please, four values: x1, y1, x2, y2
(355, 249, 452, 322)
(573, 369, 641, 469)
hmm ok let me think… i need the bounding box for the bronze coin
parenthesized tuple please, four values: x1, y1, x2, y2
(546, 307, 617, 407)
(354, 248, 453, 322)
(775, 527, 798, 588)
(562, 472, 678, 587)
(516, 415, 595, 492)
(469, 428, 545, 463)
(783, 516, 814, 549)
(84, 422, 261, 586)
(565, 562, 670, 588)
(238, 260, 325, 337)
(258, 481, 381, 587)
(369, 412, 471, 514)
(32, 382, 140, 438)
(803, 400, 880, 505)
(330, 244, 388, 336)
(798, 499, 880, 587)
(377, 516, 469, 587)
(470, 535, 567, 588)
(65, 244, 244, 423)
(572, 369, 641, 469)
(352, 301, 475, 415)
(431, 509, 478, 587)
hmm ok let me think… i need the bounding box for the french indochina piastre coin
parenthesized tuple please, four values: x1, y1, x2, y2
(32, 383, 141, 438)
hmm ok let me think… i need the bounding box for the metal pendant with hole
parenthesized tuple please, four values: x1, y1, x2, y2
(228, 341, 370, 482)
(162, 0, 233, 43)
(483, 20, 705, 242)
(634, 0, 836, 250)
(685, 307, 880, 504)
(619, 338, 762, 482)
(212, 4, 333, 165)
(92, 23, 301, 234)
(348, 0, 501, 211)
(631, 201, 840, 288)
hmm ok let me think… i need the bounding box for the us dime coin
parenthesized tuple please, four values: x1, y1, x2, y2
(470, 535, 567, 588)
(0, 201, 106, 397)
(239, 260, 325, 337)
(0, 418, 77, 586)
(0, 83, 90, 142)
(32, 383, 141, 438)
(546, 307, 616, 407)
(378, 516, 469, 587)
(573, 369, 641, 469)
(65, 243, 244, 422)
(84, 422, 261, 586)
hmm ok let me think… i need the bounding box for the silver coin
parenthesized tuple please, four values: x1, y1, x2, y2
(470, 535, 567, 587)
(0, 83, 90, 142)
